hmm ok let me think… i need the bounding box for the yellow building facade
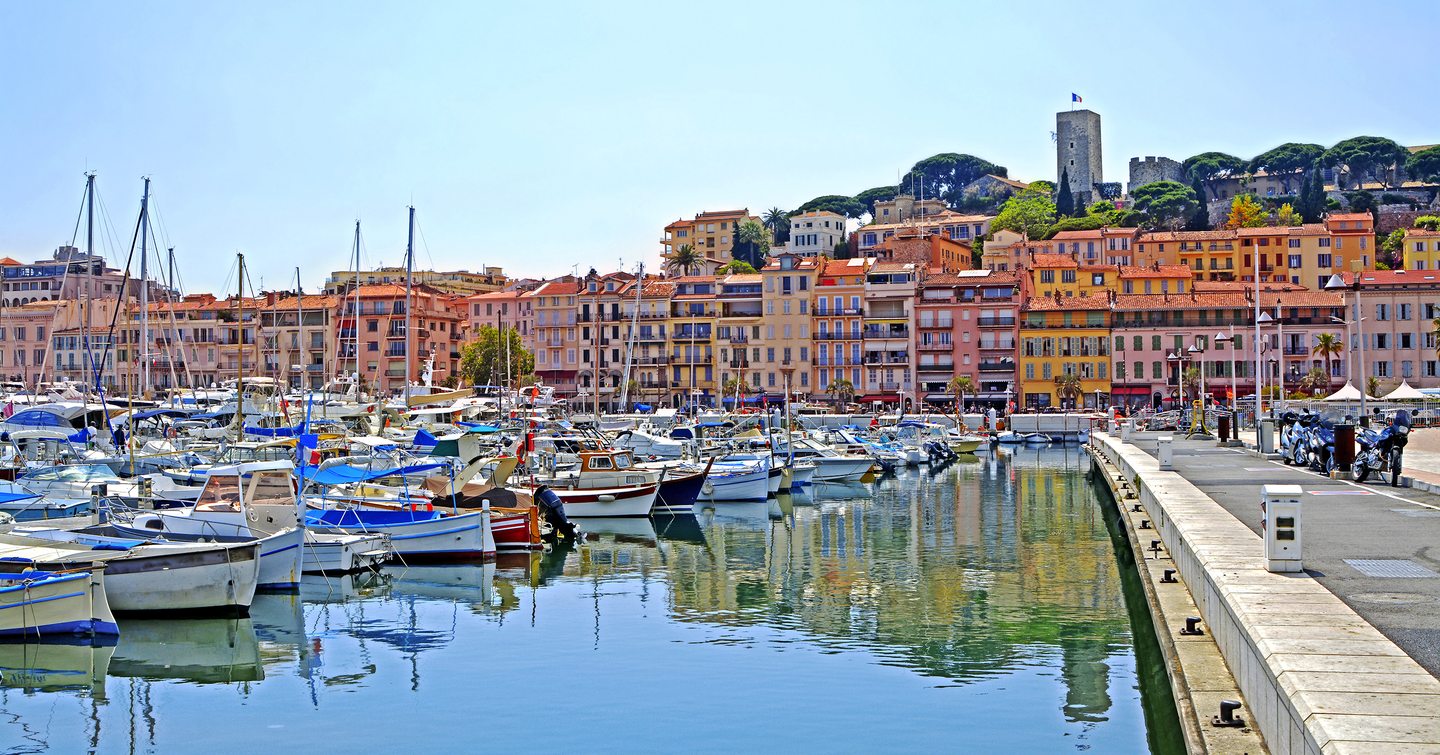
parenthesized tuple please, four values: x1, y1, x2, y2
(1018, 293, 1112, 410)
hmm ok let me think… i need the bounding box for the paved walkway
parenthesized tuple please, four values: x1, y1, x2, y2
(1127, 432, 1440, 679)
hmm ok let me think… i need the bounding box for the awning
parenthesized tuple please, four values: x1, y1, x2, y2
(300, 462, 445, 486)
(1109, 386, 1153, 396)
(857, 394, 902, 403)
(924, 393, 956, 402)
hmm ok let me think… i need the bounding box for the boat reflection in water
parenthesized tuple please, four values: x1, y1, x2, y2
(0, 640, 114, 693)
(111, 618, 264, 683)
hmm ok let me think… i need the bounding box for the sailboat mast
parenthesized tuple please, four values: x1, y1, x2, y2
(138, 177, 151, 397)
(295, 267, 304, 393)
(237, 253, 246, 432)
(350, 221, 361, 384)
(82, 172, 95, 394)
(404, 206, 415, 403)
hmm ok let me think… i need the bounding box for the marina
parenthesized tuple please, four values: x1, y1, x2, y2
(0, 450, 1184, 753)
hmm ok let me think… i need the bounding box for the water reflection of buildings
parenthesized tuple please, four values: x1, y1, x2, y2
(530, 450, 1129, 724)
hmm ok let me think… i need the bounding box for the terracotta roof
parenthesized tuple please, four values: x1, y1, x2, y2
(869, 261, 915, 273)
(922, 270, 1020, 287)
(982, 174, 1030, 191)
(818, 257, 872, 276)
(668, 275, 716, 284)
(1406, 228, 1440, 238)
(1140, 230, 1240, 243)
(1192, 280, 1308, 293)
(1029, 253, 1080, 268)
(1327, 212, 1372, 222)
(467, 290, 525, 301)
(0, 257, 22, 266)
(1355, 270, 1440, 287)
(1235, 224, 1328, 237)
(1118, 264, 1194, 279)
(532, 281, 581, 296)
(862, 212, 993, 233)
(720, 274, 762, 284)
(1111, 290, 1342, 310)
(268, 294, 342, 310)
(694, 209, 751, 219)
(1022, 293, 1112, 312)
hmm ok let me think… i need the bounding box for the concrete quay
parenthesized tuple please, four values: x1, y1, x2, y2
(1089, 431, 1440, 754)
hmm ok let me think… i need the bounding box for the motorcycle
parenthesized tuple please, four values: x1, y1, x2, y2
(1285, 412, 1316, 467)
(1305, 418, 1336, 475)
(1277, 411, 1302, 463)
(1353, 410, 1412, 486)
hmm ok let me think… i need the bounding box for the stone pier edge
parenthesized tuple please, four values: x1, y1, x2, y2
(1091, 432, 1440, 755)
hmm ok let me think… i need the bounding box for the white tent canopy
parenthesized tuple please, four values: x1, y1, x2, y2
(1323, 382, 1378, 401)
(1380, 381, 1426, 401)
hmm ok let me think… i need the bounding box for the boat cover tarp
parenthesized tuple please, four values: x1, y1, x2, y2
(3, 410, 70, 428)
(0, 490, 41, 504)
(455, 422, 501, 433)
(299, 463, 445, 486)
(133, 409, 189, 420)
(306, 508, 445, 526)
(413, 428, 438, 447)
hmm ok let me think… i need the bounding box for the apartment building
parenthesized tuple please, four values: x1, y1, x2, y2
(323, 265, 507, 296)
(1352, 270, 1440, 387)
(466, 290, 533, 343)
(1403, 228, 1440, 271)
(1018, 293, 1112, 410)
(344, 284, 462, 393)
(714, 273, 766, 401)
(782, 211, 845, 258)
(854, 211, 992, 257)
(812, 257, 869, 397)
(755, 254, 818, 398)
(661, 209, 760, 258)
(260, 294, 341, 390)
(530, 279, 582, 396)
(614, 278, 674, 406)
(915, 269, 1021, 409)
(1134, 214, 1375, 288)
(1108, 289, 1344, 410)
(667, 276, 717, 407)
(860, 261, 918, 404)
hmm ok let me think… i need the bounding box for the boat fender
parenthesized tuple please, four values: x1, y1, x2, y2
(702, 481, 715, 495)
(409, 502, 434, 512)
(247, 508, 260, 523)
(598, 494, 616, 502)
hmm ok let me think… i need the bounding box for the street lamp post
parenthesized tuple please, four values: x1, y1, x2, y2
(1325, 273, 1367, 421)
(1188, 342, 1207, 408)
(1215, 328, 1238, 423)
(1167, 349, 1191, 410)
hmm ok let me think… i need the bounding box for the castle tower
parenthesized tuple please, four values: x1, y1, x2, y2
(1057, 110, 1103, 205)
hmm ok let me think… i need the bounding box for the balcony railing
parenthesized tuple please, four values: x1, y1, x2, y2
(978, 317, 1016, 327)
(863, 327, 909, 339)
(917, 362, 955, 372)
(979, 362, 1014, 372)
(917, 342, 951, 351)
(917, 321, 954, 330)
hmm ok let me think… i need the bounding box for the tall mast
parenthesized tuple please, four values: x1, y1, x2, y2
(237, 253, 246, 432)
(295, 267, 304, 393)
(138, 176, 151, 397)
(82, 172, 95, 393)
(349, 221, 361, 383)
(619, 262, 643, 409)
(404, 206, 415, 403)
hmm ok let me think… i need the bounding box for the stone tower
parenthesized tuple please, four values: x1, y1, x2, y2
(1057, 109, 1103, 205)
(1128, 156, 1184, 194)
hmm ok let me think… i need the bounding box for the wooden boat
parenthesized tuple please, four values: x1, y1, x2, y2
(0, 567, 119, 638)
(0, 533, 260, 614)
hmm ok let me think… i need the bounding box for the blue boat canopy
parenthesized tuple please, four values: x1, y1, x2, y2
(3, 410, 69, 428)
(300, 463, 446, 486)
(245, 425, 304, 437)
(0, 490, 41, 504)
(412, 428, 438, 447)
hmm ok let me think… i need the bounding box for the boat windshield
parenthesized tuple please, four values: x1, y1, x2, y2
(195, 474, 243, 513)
(247, 470, 296, 507)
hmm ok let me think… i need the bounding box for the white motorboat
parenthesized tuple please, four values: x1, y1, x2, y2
(0, 567, 119, 638)
(301, 531, 391, 574)
(781, 438, 874, 482)
(305, 505, 494, 560)
(0, 532, 260, 614)
(17, 464, 142, 501)
(701, 457, 771, 502)
(109, 462, 306, 590)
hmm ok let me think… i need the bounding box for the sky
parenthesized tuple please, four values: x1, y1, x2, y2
(1, 1, 1436, 294)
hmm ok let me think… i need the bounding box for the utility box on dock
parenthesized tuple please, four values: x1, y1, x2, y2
(1258, 419, 1276, 454)
(1157, 436, 1174, 470)
(1261, 484, 1303, 572)
(1121, 418, 1134, 442)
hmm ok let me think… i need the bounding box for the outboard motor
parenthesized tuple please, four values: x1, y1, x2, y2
(533, 484, 578, 542)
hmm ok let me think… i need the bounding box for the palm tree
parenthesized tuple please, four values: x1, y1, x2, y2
(1311, 333, 1343, 390)
(1054, 372, 1083, 410)
(1299, 367, 1328, 396)
(1366, 375, 1382, 399)
(734, 220, 772, 268)
(827, 377, 855, 408)
(721, 376, 751, 408)
(762, 207, 791, 245)
(1181, 368, 1202, 401)
(665, 243, 703, 277)
(948, 375, 976, 414)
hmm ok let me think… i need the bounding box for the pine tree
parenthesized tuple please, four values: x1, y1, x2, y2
(1056, 167, 1075, 217)
(1297, 172, 1313, 220)
(1185, 176, 1211, 230)
(1301, 169, 1326, 222)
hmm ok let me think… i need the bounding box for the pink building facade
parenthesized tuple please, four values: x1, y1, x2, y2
(915, 269, 1021, 409)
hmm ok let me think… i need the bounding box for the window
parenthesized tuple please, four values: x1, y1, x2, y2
(1288, 239, 1301, 248)
(1151, 335, 1161, 351)
(1317, 254, 1332, 268)
(1399, 303, 1412, 321)
(1401, 332, 1414, 350)
(367, 319, 378, 332)
(1288, 255, 1302, 268)
(1376, 303, 1389, 321)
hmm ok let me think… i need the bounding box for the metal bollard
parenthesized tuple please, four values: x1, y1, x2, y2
(1157, 436, 1174, 470)
(1218, 412, 1231, 443)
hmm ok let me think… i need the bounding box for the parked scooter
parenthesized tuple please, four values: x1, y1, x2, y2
(1353, 410, 1412, 486)
(1278, 411, 1302, 463)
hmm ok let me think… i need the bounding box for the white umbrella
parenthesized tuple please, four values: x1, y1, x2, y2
(1380, 381, 1425, 401)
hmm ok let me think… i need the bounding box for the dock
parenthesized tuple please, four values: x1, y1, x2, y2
(1087, 428, 1440, 753)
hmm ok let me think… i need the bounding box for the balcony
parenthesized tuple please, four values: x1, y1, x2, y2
(671, 354, 714, 365)
(671, 329, 712, 342)
(1284, 346, 1309, 356)
(724, 333, 750, 344)
(633, 355, 670, 365)
(865, 308, 907, 320)
(980, 341, 1016, 351)
(633, 331, 666, 342)
(917, 342, 951, 352)
(977, 317, 1016, 327)
(917, 320, 954, 330)
(814, 332, 858, 341)
(864, 352, 910, 366)
(863, 325, 909, 340)
(917, 362, 955, 373)
(979, 361, 1014, 373)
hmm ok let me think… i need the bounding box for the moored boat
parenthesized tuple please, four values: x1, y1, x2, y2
(0, 567, 119, 638)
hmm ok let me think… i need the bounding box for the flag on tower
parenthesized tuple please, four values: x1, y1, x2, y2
(1071, 93, 1083, 103)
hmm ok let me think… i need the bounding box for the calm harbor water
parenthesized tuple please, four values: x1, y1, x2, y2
(1, 447, 1181, 754)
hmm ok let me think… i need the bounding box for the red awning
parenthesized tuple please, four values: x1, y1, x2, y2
(857, 394, 902, 403)
(1109, 386, 1153, 396)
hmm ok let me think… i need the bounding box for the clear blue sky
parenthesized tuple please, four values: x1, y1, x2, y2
(2, 1, 1435, 293)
